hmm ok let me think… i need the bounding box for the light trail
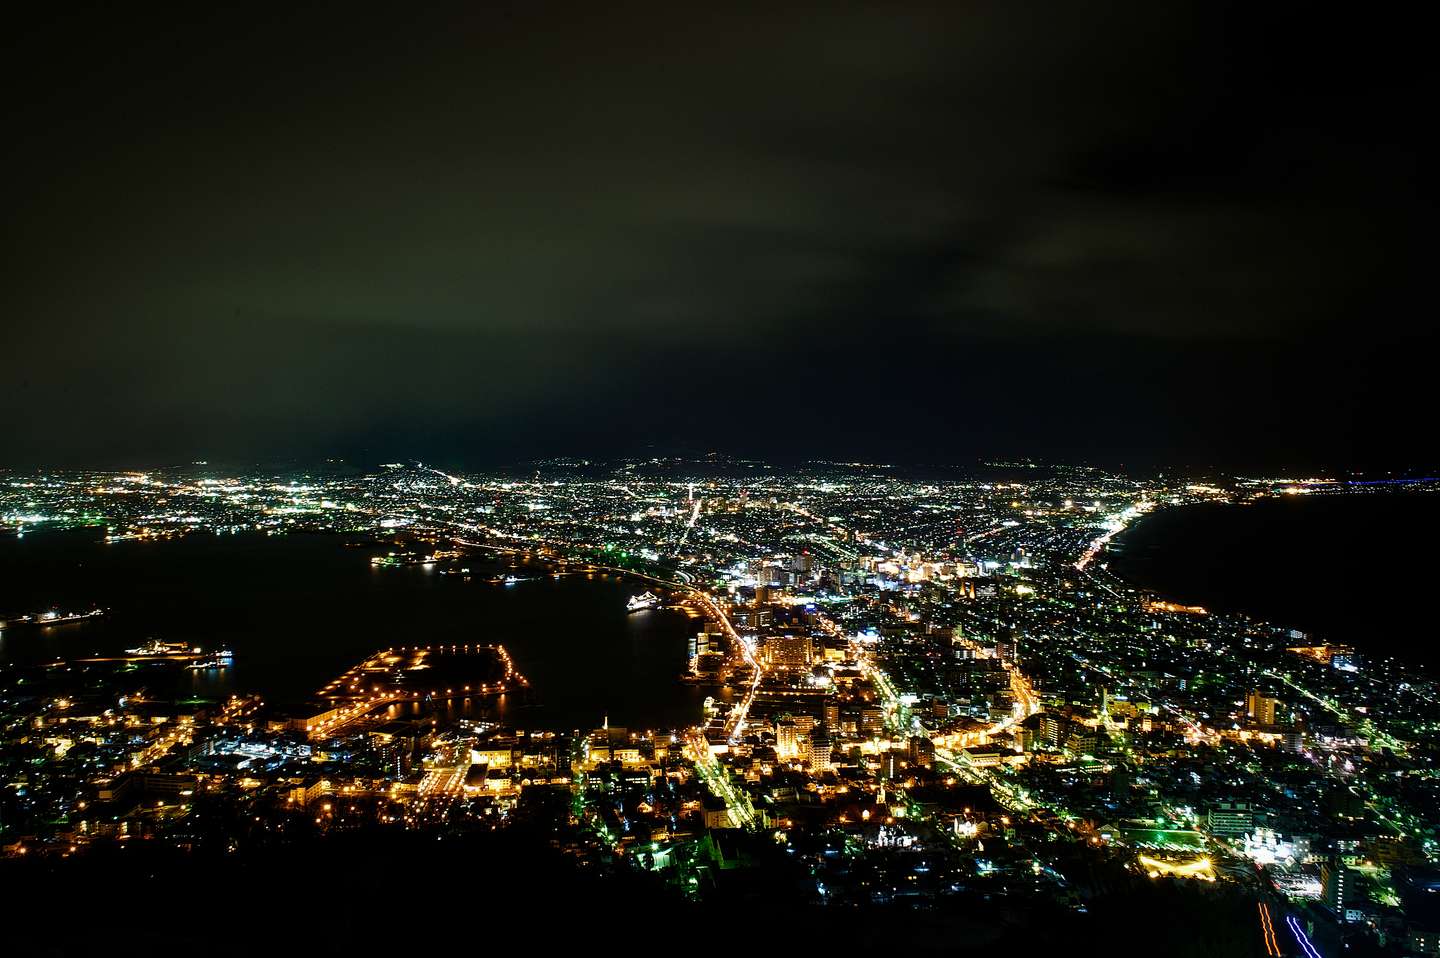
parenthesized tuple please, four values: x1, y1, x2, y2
(671, 497, 703, 554)
(1068, 649, 1216, 743)
(1263, 668, 1408, 753)
(423, 466, 467, 488)
(1257, 902, 1281, 957)
(685, 729, 755, 828)
(1286, 914, 1322, 958)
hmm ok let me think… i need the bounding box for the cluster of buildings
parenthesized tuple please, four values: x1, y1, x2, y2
(3, 459, 1439, 952)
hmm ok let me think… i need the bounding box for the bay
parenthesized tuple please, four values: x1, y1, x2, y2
(1108, 492, 1440, 670)
(0, 529, 705, 731)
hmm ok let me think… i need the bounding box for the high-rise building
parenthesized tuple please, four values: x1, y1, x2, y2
(765, 634, 813, 670)
(1247, 690, 1280, 727)
(808, 726, 832, 770)
(1322, 859, 1355, 917)
(1207, 801, 1254, 837)
(775, 719, 800, 759)
(689, 630, 722, 659)
(1040, 713, 1065, 748)
(907, 734, 935, 767)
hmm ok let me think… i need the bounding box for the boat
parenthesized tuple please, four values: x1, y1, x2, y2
(0, 608, 104, 630)
(627, 591, 660, 612)
(188, 649, 234, 670)
(125, 638, 193, 657)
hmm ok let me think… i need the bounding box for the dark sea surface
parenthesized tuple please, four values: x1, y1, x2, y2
(1108, 492, 1440, 670)
(0, 529, 705, 730)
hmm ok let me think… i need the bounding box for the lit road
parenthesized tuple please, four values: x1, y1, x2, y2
(673, 589, 763, 821)
(672, 497, 703, 554)
(413, 764, 468, 823)
(308, 692, 408, 739)
(1074, 500, 1151, 571)
(673, 587, 762, 743)
(685, 730, 755, 828)
(820, 609, 1039, 741)
(1263, 668, 1407, 753)
(1069, 649, 1217, 744)
(1286, 913, 1322, 958)
(1257, 902, 1281, 957)
(830, 616, 1042, 813)
(419, 765, 466, 799)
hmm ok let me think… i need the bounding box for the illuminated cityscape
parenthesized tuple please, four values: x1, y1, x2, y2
(3, 4, 1431, 954)
(3, 462, 1438, 954)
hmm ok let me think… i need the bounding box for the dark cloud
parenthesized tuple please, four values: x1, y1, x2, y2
(2, 2, 1428, 470)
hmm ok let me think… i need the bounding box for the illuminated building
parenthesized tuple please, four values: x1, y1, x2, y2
(285, 705, 346, 736)
(5, 457, 1440, 953)
(1246, 690, 1280, 727)
(775, 719, 800, 759)
(1322, 859, 1358, 919)
(1206, 801, 1253, 838)
(702, 796, 732, 830)
(470, 746, 514, 769)
(907, 734, 935, 767)
(1240, 827, 1302, 866)
(808, 725, 832, 770)
(732, 608, 772, 629)
(1137, 854, 1216, 881)
(764, 634, 813, 670)
(962, 746, 1001, 767)
(286, 777, 331, 807)
(688, 630, 724, 658)
(1039, 713, 1066, 748)
(588, 725, 642, 765)
(1064, 729, 1097, 755)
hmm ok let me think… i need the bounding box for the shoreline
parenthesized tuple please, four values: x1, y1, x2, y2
(1101, 493, 1440, 669)
(0, 529, 710, 729)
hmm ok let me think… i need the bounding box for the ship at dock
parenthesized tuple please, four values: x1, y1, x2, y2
(125, 639, 194, 657)
(626, 591, 659, 612)
(0, 608, 104, 630)
(487, 574, 529, 585)
(188, 648, 234, 670)
(116, 639, 233, 669)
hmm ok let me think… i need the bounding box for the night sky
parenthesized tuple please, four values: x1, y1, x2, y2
(3, 4, 1428, 472)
